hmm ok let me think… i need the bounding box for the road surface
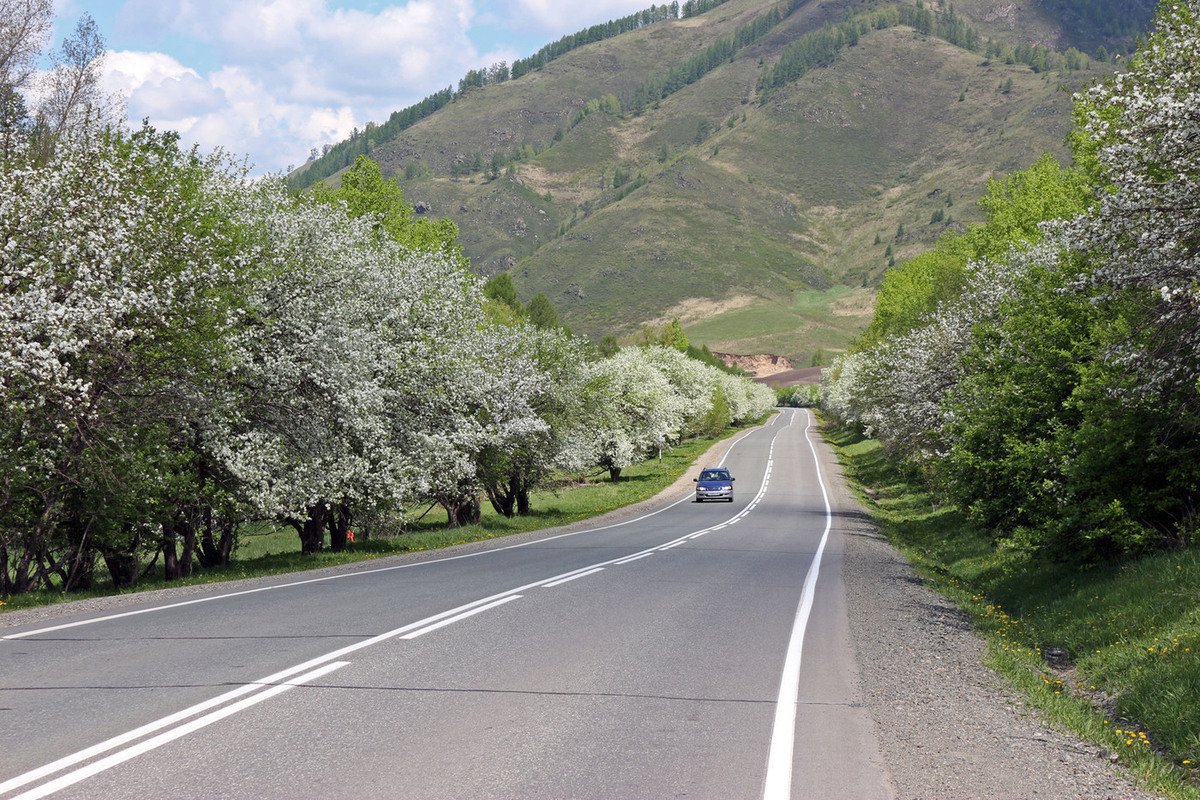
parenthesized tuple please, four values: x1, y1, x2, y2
(6, 407, 1148, 799)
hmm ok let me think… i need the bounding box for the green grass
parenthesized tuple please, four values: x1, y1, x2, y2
(0, 426, 752, 615)
(507, 24, 1083, 353)
(680, 285, 873, 364)
(824, 422, 1200, 800)
(301, 0, 1144, 365)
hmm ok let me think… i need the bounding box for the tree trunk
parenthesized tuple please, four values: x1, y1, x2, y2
(101, 547, 139, 589)
(13, 491, 64, 593)
(198, 509, 236, 568)
(443, 495, 480, 528)
(162, 523, 178, 580)
(461, 496, 481, 526)
(162, 516, 181, 581)
(60, 513, 95, 592)
(328, 504, 352, 552)
(163, 510, 197, 581)
(485, 485, 516, 518)
(63, 542, 96, 592)
(299, 504, 327, 555)
(181, 513, 196, 577)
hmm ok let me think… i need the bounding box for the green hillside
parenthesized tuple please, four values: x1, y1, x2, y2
(295, 0, 1152, 365)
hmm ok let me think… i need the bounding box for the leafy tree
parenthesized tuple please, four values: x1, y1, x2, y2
(0, 122, 257, 590)
(312, 155, 461, 257)
(475, 325, 591, 517)
(0, 0, 53, 95)
(36, 13, 108, 142)
(825, 0, 1200, 562)
(858, 234, 970, 347)
(573, 345, 773, 481)
(526, 293, 560, 329)
(483, 271, 521, 311)
(969, 152, 1091, 259)
(598, 334, 620, 357)
(1068, 0, 1200, 398)
(659, 317, 689, 351)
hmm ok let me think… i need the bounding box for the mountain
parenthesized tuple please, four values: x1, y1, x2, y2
(291, 0, 1153, 367)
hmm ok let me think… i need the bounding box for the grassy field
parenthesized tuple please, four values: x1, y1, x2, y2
(359, 2, 1095, 361)
(681, 285, 874, 364)
(292, 0, 1152, 374)
(0, 427, 750, 614)
(824, 422, 1200, 800)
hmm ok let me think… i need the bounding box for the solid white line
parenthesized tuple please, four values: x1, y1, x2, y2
(0, 592, 530, 796)
(399, 596, 522, 639)
(3, 426, 772, 643)
(542, 568, 605, 588)
(10, 662, 350, 800)
(762, 409, 833, 800)
(2, 421, 779, 795)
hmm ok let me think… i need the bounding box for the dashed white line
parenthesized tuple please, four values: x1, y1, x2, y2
(542, 568, 606, 588)
(9, 661, 351, 800)
(3, 416, 795, 799)
(400, 596, 523, 639)
(762, 408, 834, 800)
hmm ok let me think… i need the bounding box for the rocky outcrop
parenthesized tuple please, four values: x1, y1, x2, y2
(713, 352, 794, 376)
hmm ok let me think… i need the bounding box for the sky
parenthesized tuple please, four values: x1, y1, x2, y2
(46, 0, 659, 174)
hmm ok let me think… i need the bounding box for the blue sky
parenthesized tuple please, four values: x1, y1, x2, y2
(47, 0, 658, 173)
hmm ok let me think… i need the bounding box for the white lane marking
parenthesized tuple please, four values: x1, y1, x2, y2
(0, 591, 535, 796)
(763, 409, 833, 800)
(9, 662, 351, 800)
(2, 425, 767, 643)
(541, 568, 605, 588)
(400, 596, 522, 640)
(2, 420, 782, 796)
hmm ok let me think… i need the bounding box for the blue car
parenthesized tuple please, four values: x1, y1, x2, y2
(694, 468, 735, 502)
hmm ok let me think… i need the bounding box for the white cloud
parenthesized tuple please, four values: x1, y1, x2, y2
(90, 0, 657, 173)
(104, 51, 222, 119)
(96, 0, 487, 173)
(496, 0, 654, 34)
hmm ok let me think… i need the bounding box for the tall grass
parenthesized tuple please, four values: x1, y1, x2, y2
(824, 422, 1200, 799)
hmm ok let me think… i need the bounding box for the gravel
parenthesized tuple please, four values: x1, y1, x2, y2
(828, 450, 1163, 800)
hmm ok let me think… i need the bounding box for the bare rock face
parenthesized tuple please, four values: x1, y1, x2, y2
(712, 352, 795, 376)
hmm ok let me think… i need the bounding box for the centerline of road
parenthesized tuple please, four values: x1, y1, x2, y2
(3, 409, 832, 800)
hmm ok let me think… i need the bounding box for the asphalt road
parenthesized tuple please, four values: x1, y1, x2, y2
(1, 409, 892, 799)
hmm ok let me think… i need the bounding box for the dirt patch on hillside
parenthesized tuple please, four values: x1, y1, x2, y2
(646, 295, 756, 326)
(755, 366, 824, 386)
(713, 352, 795, 377)
(830, 287, 876, 317)
(614, 124, 652, 159)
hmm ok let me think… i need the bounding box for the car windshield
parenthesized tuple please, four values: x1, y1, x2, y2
(700, 470, 729, 481)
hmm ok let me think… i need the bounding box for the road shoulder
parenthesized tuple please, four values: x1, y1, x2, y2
(821, 437, 1161, 799)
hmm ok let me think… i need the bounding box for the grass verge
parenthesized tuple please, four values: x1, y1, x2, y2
(823, 421, 1200, 800)
(1, 426, 749, 614)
